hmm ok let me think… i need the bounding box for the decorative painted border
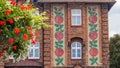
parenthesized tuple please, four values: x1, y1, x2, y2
(87, 6, 100, 66)
(53, 6, 65, 66)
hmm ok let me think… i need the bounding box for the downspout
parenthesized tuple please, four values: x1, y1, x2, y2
(41, 2, 44, 68)
(42, 23, 44, 68)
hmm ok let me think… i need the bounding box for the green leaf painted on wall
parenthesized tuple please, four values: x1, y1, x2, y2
(89, 40, 98, 47)
(59, 40, 63, 44)
(55, 24, 59, 27)
(55, 40, 63, 48)
(89, 24, 98, 31)
(55, 57, 64, 65)
(89, 57, 98, 65)
(55, 24, 64, 32)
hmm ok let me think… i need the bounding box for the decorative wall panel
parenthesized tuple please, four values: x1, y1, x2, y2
(53, 5, 65, 66)
(87, 5, 101, 66)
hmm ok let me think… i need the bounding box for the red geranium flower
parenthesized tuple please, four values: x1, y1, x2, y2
(35, 31, 39, 36)
(32, 39, 36, 44)
(23, 34, 28, 40)
(8, 38, 14, 44)
(8, 18, 13, 24)
(5, 9, 11, 15)
(29, 33, 34, 39)
(11, 0, 16, 5)
(18, 1, 22, 6)
(13, 45, 17, 50)
(14, 27, 20, 34)
(27, 4, 32, 9)
(0, 20, 6, 25)
(20, 5, 27, 10)
(27, 26, 32, 30)
(0, 30, 2, 33)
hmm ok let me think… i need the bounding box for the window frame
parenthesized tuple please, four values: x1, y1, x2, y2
(28, 42, 40, 59)
(71, 9, 82, 26)
(9, 53, 14, 59)
(71, 41, 82, 59)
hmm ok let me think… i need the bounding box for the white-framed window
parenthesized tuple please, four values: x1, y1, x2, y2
(9, 53, 13, 59)
(71, 9, 81, 25)
(28, 42, 40, 59)
(71, 42, 82, 59)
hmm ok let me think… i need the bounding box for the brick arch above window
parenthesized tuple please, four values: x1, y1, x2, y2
(68, 37, 85, 47)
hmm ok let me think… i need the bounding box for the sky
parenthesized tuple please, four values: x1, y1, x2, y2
(109, 0, 120, 37)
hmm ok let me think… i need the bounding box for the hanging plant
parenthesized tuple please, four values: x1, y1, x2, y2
(0, 0, 48, 62)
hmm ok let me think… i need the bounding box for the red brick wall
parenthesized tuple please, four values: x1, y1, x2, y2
(43, 3, 110, 68)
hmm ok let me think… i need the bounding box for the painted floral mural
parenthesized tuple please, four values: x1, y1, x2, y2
(87, 6, 100, 66)
(53, 6, 65, 66)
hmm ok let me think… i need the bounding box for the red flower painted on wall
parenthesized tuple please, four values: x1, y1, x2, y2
(89, 31, 98, 40)
(55, 16, 63, 24)
(89, 47, 98, 57)
(55, 48, 64, 57)
(89, 15, 97, 24)
(55, 31, 63, 41)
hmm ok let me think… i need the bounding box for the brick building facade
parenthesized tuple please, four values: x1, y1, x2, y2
(0, 0, 116, 68)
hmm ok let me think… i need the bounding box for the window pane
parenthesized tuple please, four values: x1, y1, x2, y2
(72, 10, 80, 14)
(76, 16, 80, 24)
(77, 54, 80, 57)
(35, 49, 39, 57)
(30, 44, 33, 47)
(72, 16, 76, 24)
(77, 49, 80, 54)
(77, 42, 80, 47)
(75, 9, 80, 14)
(35, 42, 39, 47)
(72, 54, 76, 57)
(71, 42, 76, 47)
(77, 49, 81, 57)
(72, 49, 76, 54)
(29, 49, 33, 57)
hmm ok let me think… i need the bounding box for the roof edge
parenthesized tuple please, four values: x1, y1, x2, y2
(38, 0, 116, 3)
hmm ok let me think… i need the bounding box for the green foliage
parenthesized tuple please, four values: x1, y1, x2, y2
(0, 0, 48, 62)
(110, 34, 120, 68)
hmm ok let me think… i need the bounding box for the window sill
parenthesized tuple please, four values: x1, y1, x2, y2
(71, 58, 82, 60)
(28, 57, 40, 59)
(71, 24, 82, 27)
